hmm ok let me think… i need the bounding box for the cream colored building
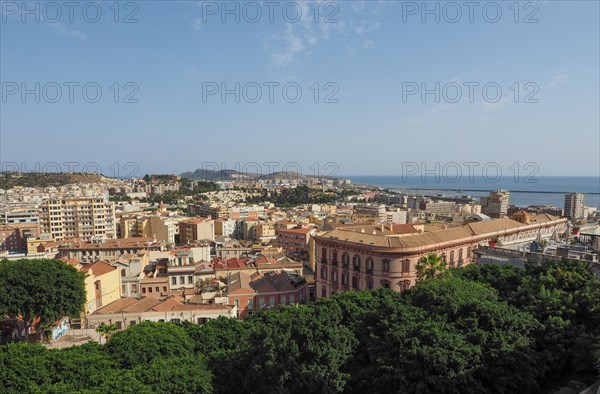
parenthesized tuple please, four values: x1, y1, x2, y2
(80, 261, 121, 315)
(39, 197, 116, 240)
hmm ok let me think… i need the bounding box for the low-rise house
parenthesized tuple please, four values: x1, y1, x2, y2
(80, 261, 120, 315)
(111, 251, 149, 298)
(86, 296, 236, 329)
(58, 237, 162, 263)
(226, 270, 308, 319)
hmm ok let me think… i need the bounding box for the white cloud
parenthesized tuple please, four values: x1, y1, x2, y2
(547, 71, 568, 89)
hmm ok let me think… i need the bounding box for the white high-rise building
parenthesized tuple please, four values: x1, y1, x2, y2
(39, 196, 116, 240)
(564, 193, 585, 220)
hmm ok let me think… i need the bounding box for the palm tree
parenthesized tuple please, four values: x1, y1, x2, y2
(416, 253, 447, 282)
(96, 323, 118, 344)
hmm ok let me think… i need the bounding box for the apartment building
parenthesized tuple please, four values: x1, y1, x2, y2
(214, 218, 237, 238)
(0, 225, 21, 252)
(564, 192, 585, 220)
(179, 218, 215, 244)
(39, 197, 116, 240)
(480, 190, 510, 218)
(276, 226, 317, 257)
(419, 200, 456, 216)
(118, 214, 180, 245)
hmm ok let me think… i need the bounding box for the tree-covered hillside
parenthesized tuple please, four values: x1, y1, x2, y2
(1, 259, 599, 393)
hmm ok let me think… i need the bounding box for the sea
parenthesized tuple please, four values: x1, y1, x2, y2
(344, 176, 600, 210)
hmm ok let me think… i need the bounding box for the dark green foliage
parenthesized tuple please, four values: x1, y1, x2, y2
(131, 355, 213, 393)
(0, 259, 86, 341)
(245, 185, 338, 207)
(104, 322, 194, 368)
(1, 259, 598, 393)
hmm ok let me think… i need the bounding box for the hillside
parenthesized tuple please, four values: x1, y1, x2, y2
(181, 168, 335, 181)
(0, 172, 113, 189)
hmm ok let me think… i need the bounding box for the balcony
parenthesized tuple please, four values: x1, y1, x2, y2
(331, 259, 338, 267)
(353, 265, 360, 273)
(321, 258, 328, 266)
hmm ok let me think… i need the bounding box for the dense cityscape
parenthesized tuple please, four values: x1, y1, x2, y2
(2, 0, 599, 393)
(0, 170, 599, 392)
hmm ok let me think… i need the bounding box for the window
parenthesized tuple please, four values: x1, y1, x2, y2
(115, 322, 122, 329)
(342, 273, 348, 285)
(332, 270, 338, 283)
(142, 287, 146, 294)
(234, 299, 239, 308)
(342, 253, 349, 267)
(402, 259, 410, 273)
(367, 277, 374, 289)
(450, 251, 455, 264)
(188, 275, 193, 284)
(353, 255, 361, 271)
(332, 250, 338, 264)
(321, 247, 327, 263)
(121, 285, 126, 293)
(467, 247, 472, 259)
(320, 267, 328, 280)
(381, 280, 391, 289)
(197, 318, 208, 324)
(366, 258, 373, 270)
(170, 318, 181, 323)
(171, 277, 177, 285)
(155, 287, 160, 293)
(132, 284, 137, 292)
(121, 269, 126, 277)
(148, 287, 153, 293)
(129, 321, 137, 326)
(248, 299, 254, 310)
(179, 276, 185, 285)
(352, 276, 359, 289)
(321, 287, 327, 298)
(289, 294, 295, 304)
(382, 259, 390, 272)
(259, 297, 266, 309)
(279, 295, 286, 305)
(269, 296, 275, 308)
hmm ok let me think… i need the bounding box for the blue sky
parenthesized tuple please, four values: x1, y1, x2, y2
(1, 0, 599, 178)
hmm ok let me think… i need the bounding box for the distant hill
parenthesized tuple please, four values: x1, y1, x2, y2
(181, 168, 335, 181)
(0, 172, 112, 189)
(180, 169, 254, 181)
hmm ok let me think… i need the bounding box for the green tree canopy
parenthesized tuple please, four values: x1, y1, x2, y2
(0, 259, 86, 341)
(105, 322, 194, 368)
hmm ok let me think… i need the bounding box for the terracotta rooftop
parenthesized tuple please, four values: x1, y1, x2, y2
(317, 214, 565, 250)
(79, 261, 116, 276)
(93, 296, 231, 315)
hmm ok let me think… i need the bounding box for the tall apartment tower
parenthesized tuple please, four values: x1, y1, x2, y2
(563, 193, 585, 220)
(39, 197, 116, 241)
(481, 190, 510, 218)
